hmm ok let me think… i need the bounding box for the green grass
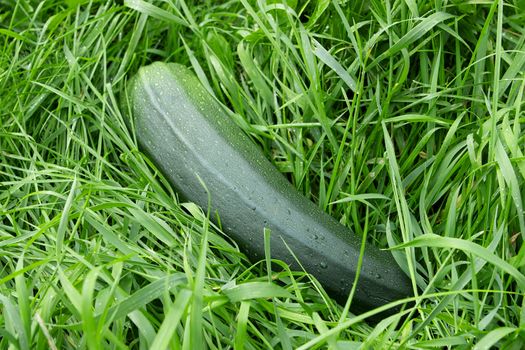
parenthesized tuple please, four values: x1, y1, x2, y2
(1, 0, 525, 348)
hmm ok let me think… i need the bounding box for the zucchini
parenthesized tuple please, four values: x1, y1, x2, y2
(129, 62, 412, 312)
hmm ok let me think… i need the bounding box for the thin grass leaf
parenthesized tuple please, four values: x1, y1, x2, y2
(312, 38, 357, 92)
(124, 0, 187, 26)
(331, 193, 389, 204)
(370, 12, 454, 68)
(473, 327, 516, 350)
(14, 256, 30, 350)
(56, 176, 77, 255)
(383, 114, 452, 126)
(0, 28, 30, 42)
(57, 268, 83, 315)
(114, 13, 148, 83)
(223, 282, 293, 303)
(382, 123, 418, 293)
(393, 234, 525, 288)
(402, 222, 505, 344)
(127, 207, 178, 246)
(150, 289, 192, 350)
(0, 294, 26, 350)
(234, 301, 251, 350)
(81, 268, 101, 350)
(98, 273, 187, 322)
(495, 139, 525, 238)
(414, 335, 470, 348)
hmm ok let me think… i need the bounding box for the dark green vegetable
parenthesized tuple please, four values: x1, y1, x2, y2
(129, 62, 412, 313)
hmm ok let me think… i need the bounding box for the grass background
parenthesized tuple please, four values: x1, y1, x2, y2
(1, 0, 525, 348)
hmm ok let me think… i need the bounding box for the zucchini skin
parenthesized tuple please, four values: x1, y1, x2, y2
(130, 62, 412, 312)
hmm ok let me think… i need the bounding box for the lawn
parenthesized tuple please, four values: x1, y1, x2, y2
(1, 0, 525, 349)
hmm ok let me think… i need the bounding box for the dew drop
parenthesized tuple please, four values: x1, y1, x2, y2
(320, 262, 327, 269)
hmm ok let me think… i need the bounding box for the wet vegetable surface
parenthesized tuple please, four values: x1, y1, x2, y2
(130, 62, 412, 313)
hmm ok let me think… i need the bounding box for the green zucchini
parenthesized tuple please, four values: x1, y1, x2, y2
(129, 62, 412, 312)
